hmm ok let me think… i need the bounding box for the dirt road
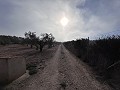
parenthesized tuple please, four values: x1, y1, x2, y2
(4, 44, 111, 90)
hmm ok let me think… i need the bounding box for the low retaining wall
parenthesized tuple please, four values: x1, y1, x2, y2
(0, 56, 26, 85)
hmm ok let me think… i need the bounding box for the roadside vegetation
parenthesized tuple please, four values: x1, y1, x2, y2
(0, 31, 55, 52)
(24, 31, 55, 52)
(0, 31, 56, 75)
(24, 31, 56, 75)
(64, 35, 120, 89)
(0, 35, 24, 45)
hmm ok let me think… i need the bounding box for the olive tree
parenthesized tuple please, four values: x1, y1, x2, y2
(24, 31, 38, 49)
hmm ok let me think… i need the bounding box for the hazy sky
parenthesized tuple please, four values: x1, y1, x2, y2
(0, 0, 120, 41)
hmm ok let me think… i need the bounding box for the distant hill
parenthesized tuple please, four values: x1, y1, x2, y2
(0, 35, 24, 45)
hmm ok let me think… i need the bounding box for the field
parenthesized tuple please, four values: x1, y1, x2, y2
(0, 44, 58, 65)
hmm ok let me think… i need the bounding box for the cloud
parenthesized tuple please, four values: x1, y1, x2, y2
(0, 0, 120, 41)
(65, 0, 120, 40)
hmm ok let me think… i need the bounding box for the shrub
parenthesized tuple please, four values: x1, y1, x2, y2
(64, 35, 120, 81)
(26, 63, 38, 75)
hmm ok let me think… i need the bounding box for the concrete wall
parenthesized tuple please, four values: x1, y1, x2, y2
(0, 57, 26, 85)
(0, 58, 8, 84)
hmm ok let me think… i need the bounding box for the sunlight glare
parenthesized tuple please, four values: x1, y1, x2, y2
(60, 17, 69, 26)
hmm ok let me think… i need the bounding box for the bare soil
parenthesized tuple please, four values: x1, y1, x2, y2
(1, 44, 111, 90)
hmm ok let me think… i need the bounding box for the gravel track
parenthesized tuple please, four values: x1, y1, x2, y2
(3, 44, 111, 90)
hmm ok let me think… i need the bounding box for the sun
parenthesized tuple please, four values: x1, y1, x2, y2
(60, 16, 69, 26)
